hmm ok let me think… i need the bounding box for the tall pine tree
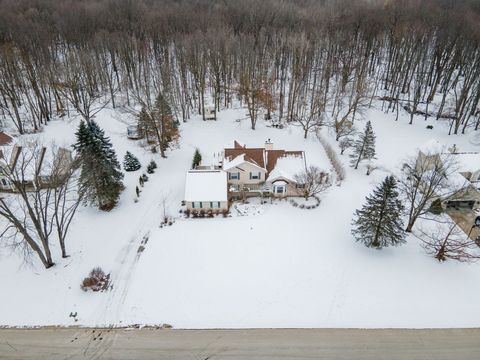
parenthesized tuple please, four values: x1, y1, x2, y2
(350, 120, 376, 169)
(74, 120, 124, 210)
(351, 175, 405, 249)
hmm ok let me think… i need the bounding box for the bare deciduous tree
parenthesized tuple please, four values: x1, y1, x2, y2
(0, 142, 80, 267)
(294, 166, 331, 200)
(399, 150, 460, 232)
(414, 218, 480, 262)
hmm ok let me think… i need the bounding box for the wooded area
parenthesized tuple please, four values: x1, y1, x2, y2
(0, 0, 479, 136)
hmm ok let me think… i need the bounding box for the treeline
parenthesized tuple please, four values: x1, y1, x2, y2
(0, 0, 479, 136)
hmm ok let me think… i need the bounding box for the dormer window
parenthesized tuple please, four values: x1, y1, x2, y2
(228, 172, 240, 180)
(249, 172, 261, 180)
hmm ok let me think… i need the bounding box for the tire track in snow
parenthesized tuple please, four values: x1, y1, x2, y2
(96, 193, 163, 327)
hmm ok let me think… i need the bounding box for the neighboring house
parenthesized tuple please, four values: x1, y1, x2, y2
(0, 132, 14, 190)
(443, 152, 480, 210)
(416, 140, 480, 211)
(0, 158, 11, 190)
(222, 140, 306, 197)
(184, 169, 228, 212)
(0, 145, 73, 192)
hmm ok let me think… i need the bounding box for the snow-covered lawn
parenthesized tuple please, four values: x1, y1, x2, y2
(2, 104, 480, 328)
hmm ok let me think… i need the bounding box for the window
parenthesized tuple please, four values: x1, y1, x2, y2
(249, 172, 261, 180)
(210, 201, 220, 208)
(296, 183, 305, 189)
(1, 179, 7, 186)
(275, 185, 285, 194)
(229, 172, 240, 180)
(192, 201, 203, 208)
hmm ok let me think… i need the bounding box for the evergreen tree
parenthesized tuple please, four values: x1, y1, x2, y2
(192, 148, 202, 169)
(351, 175, 405, 249)
(123, 151, 141, 171)
(73, 120, 124, 210)
(350, 120, 376, 169)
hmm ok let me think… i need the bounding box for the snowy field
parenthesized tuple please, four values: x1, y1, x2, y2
(2, 103, 480, 328)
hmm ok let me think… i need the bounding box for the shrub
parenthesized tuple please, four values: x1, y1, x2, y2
(123, 151, 141, 172)
(222, 209, 229, 217)
(81, 267, 109, 292)
(147, 160, 157, 174)
(429, 198, 444, 215)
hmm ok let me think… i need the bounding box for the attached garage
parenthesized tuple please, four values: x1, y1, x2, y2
(184, 169, 229, 212)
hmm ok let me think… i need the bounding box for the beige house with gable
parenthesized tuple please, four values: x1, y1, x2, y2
(222, 140, 307, 198)
(416, 140, 480, 211)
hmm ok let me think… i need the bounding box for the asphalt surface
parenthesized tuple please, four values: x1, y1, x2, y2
(1, 328, 480, 359)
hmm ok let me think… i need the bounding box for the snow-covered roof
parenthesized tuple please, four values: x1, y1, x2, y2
(267, 156, 306, 183)
(431, 170, 470, 197)
(184, 170, 228, 202)
(223, 154, 247, 170)
(0, 145, 73, 180)
(418, 139, 446, 155)
(223, 154, 265, 171)
(451, 153, 480, 173)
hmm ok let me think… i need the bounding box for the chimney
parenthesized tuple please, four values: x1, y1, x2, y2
(265, 139, 273, 151)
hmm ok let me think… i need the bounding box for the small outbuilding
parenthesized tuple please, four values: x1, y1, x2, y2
(204, 106, 216, 120)
(184, 169, 228, 212)
(127, 125, 143, 140)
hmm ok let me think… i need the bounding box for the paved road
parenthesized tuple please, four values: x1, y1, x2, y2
(1, 328, 480, 360)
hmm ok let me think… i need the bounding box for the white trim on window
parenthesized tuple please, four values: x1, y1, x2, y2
(210, 201, 220, 208)
(250, 172, 261, 180)
(192, 201, 203, 208)
(229, 172, 240, 180)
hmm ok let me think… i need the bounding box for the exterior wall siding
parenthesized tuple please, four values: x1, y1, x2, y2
(186, 201, 229, 212)
(226, 162, 266, 185)
(271, 182, 304, 197)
